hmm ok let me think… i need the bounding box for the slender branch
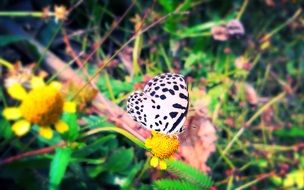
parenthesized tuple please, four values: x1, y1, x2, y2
(0, 142, 65, 165)
(235, 172, 275, 190)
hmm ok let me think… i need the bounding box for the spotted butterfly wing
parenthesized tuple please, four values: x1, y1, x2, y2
(127, 73, 189, 135)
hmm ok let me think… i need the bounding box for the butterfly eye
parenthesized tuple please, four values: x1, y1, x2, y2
(127, 73, 189, 135)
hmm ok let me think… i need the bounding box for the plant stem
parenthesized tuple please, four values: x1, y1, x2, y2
(0, 141, 65, 165)
(0, 58, 13, 69)
(236, 0, 249, 20)
(235, 172, 275, 190)
(0, 11, 44, 17)
(83, 127, 145, 149)
(261, 8, 302, 41)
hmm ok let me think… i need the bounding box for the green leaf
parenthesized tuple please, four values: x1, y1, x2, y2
(0, 35, 26, 47)
(121, 162, 144, 189)
(49, 147, 72, 190)
(0, 119, 13, 139)
(166, 160, 213, 188)
(82, 115, 110, 129)
(153, 179, 201, 190)
(158, 0, 179, 12)
(73, 134, 116, 157)
(105, 148, 134, 172)
(62, 113, 79, 141)
(274, 127, 304, 137)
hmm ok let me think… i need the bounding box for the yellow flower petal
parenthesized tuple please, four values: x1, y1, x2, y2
(159, 160, 167, 170)
(150, 156, 159, 168)
(12, 120, 31, 136)
(7, 83, 27, 100)
(31, 76, 45, 89)
(63, 101, 76, 113)
(2, 107, 22, 120)
(55, 120, 69, 133)
(283, 175, 294, 187)
(39, 126, 53, 139)
(145, 138, 152, 149)
(49, 81, 62, 90)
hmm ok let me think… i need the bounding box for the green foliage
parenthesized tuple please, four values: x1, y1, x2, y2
(274, 127, 304, 138)
(0, 119, 13, 139)
(105, 148, 134, 172)
(49, 147, 72, 190)
(62, 113, 79, 141)
(73, 134, 116, 158)
(153, 179, 201, 190)
(0, 35, 26, 47)
(165, 160, 212, 188)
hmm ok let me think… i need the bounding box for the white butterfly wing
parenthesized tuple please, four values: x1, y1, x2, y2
(127, 73, 189, 135)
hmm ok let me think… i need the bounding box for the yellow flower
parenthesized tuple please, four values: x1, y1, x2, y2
(145, 131, 179, 170)
(20, 85, 64, 126)
(54, 5, 68, 21)
(2, 76, 76, 139)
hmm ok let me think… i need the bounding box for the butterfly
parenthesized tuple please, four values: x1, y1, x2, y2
(127, 73, 189, 135)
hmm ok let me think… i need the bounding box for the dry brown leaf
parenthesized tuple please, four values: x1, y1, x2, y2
(177, 100, 217, 173)
(4, 61, 46, 88)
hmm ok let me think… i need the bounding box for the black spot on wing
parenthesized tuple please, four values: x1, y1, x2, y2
(169, 112, 178, 118)
(173, 85, 179, 91)
(162, 88, 168, 92)
(179, 93, 188, 100)
(169, 89, 175, 95)
(172, 103, 186, 110)
(160, 95, 166, 100)
(164, 122, 169, 131)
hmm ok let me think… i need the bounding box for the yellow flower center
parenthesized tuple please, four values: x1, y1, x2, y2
(145, 131, 179, 159)
(20, 86, 64, 126)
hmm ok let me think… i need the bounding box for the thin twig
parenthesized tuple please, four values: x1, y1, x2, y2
(0, 142, 65, 165)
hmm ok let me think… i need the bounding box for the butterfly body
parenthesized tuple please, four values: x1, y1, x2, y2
(127, 73, 189, 135)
